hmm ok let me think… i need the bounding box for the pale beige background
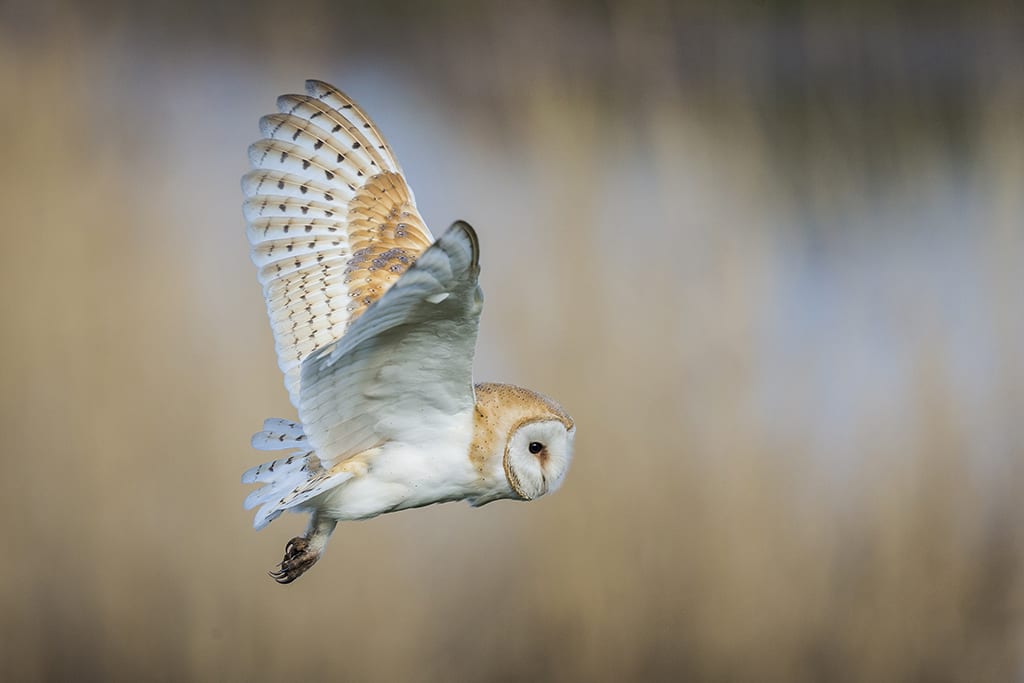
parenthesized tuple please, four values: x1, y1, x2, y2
(1, 2, 1022, 681)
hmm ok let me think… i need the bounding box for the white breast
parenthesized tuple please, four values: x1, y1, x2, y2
(315, 408, 479, 520)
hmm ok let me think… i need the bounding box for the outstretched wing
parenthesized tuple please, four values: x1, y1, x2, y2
(243, 80, 433, 408)
(298, 221, 483, 467)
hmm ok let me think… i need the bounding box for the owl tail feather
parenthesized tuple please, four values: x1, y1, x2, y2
(242, 418, 324, 530)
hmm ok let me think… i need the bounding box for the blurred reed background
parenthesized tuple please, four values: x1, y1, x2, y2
(1, 0, 1022, 680)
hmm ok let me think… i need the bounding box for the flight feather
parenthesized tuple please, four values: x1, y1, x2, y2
(242, 80, 434, 408)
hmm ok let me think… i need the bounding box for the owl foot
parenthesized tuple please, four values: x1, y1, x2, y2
(269, 535, 320, 584)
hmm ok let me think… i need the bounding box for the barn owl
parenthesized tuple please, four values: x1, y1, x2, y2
(240, 80, 575, 583)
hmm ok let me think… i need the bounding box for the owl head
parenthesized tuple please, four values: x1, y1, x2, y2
(471, 383, 576, 505)
(503, 415, 576, 499)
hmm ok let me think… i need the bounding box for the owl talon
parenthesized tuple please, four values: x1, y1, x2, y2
(269, 535, 320, 584)
(284, 536, 309, 556)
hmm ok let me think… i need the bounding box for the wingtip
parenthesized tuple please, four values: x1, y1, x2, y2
(447, 220, 480, 267)
(305, 79, 336, 97)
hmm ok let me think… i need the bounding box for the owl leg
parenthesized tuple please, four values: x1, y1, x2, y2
(269, 514, 336, 584)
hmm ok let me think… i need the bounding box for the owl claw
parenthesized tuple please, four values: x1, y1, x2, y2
(269, 535, 320, 584)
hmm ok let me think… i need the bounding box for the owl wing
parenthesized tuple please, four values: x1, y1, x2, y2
(297, 221, 482, 470)
(243, 80, 434, 408)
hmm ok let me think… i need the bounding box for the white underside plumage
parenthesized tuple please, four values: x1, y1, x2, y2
(314, 407, 478, 520)
(244, 407, 483, 529)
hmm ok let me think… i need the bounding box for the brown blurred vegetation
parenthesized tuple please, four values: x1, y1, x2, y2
(1, 1, 1022, 681)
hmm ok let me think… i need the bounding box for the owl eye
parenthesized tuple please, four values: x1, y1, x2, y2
(528, 441, 544, 454)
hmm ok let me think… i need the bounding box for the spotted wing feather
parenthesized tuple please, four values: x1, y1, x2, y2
(243, 80, 434, 407)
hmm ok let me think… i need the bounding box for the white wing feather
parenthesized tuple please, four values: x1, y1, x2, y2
(243, 80, 433, 408)
(298, 222, 482, 466)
